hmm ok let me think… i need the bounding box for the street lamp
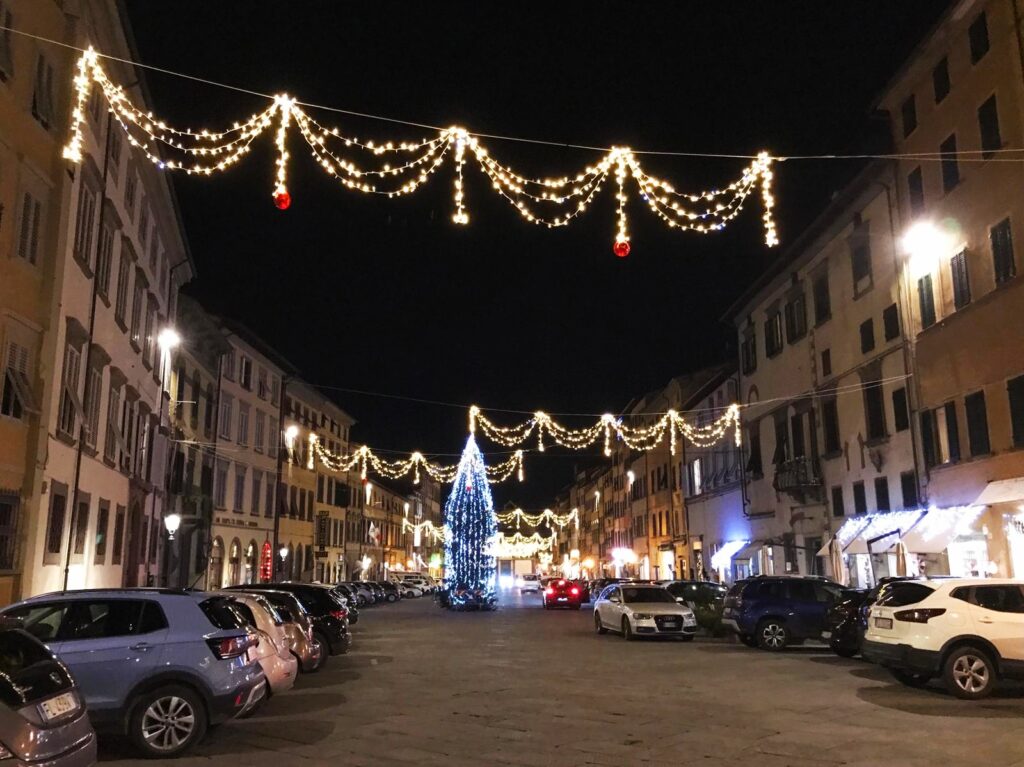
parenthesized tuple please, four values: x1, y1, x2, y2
(279, 546, 289, 562)
(163, 513, 181, 540)
(902, 221, 953, 279)
(157, 327, 181, 351)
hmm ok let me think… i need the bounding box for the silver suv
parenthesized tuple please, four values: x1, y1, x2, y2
(2, 589, 266, 758)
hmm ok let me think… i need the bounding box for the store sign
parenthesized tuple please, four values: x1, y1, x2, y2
(316, 511, 329, 547)
(259, 541, 273, 582)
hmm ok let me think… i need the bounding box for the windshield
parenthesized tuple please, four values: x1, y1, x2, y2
(622, 587, 676, 604)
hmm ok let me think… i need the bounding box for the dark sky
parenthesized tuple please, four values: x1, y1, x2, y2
(124, 1, 948, 506)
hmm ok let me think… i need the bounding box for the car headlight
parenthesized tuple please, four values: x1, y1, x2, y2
(632, 613, 654, 621)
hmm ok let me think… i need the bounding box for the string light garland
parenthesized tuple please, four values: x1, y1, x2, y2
(62, 47, 779, 256)
(495, 507, 580, 530)
(309, 435, 525, 485)
(487, 532, 557, 560)
(402, 518, 446, 545)
(469, 403, 741, 455)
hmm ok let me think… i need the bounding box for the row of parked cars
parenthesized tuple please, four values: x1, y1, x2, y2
(0, 576, 410, 763)
(719, 573, 1024, 701)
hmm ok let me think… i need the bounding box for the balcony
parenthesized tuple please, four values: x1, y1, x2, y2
(772, 456, 823, 502)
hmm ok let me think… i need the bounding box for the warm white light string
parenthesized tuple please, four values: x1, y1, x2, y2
(469, 403, 741, 455)
(62, 48, 778, 255)
(309, 436, 525, 485)
(495, 507, 580, 530)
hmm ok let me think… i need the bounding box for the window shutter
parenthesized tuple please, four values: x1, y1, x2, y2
(1009, 375, 1024, 448)
(951, 251, 971, 309)
(944, 402, 960, 463)
(0, 6, 13, 80)
(920, 411, 936, 468)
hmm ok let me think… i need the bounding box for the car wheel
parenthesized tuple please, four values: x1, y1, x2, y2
(832, 645, 859, 659)
(943, 646, 996, 700)
(622, 617, 634, 641)
(757, 619, 788, 651)
(739, 634, 758, 648)
(890, 668, 931, 688)
(309, 635, 327, 671)
(388, 594, 397, 603)
(595, 613, 608, 634)
(129, 684, 207, 758)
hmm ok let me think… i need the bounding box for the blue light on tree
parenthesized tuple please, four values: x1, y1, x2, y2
(443, 435, 498, 610)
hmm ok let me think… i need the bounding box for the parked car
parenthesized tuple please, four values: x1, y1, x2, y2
(226, 583, 351, 662)
(571, 579, 591, 604)
(377, 582, 401, 602)
(243, 590, 323, 672)
(594, 583, 698, 640)
(721, 575, 845, 650)
(326, 586, 359, 624)
(214, 592, 297, 696)
(1, 589, 266, 758)
(665, 580, 728, 633)
(518, 574, 541, 594)
(366, 582, 387, 603)
(0, 625, 97, 766)
(542, 579, 583, 609)
(862, 578, 1024, 700)
(402, 584, 424, 598)
(823, 577, 915, 658)
(344, 582, 375, 607)
(401, 576, 432, 594)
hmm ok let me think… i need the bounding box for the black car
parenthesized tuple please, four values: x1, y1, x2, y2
(377, 582, 401, 603)
(825, 577, 911, 658)
(664, 580, 728, 609)
(327, 586, 360, 624)
(366, 582, 386, 604)
(227, 583, 351, 660)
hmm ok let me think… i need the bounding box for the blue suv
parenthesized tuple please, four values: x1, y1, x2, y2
(2, 588, 266, 758)
(721, 576, 845, 651)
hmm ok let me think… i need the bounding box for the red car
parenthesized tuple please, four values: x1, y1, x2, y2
(543, 579, 583, 610)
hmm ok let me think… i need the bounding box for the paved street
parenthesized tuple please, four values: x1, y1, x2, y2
(103, 592, 1024, 767)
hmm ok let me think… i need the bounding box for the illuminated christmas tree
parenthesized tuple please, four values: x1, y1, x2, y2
(443, 436, 498, 609)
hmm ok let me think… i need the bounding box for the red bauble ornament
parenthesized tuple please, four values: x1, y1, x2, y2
(274, 189, 292, 210)
(613, 239, 631, 258)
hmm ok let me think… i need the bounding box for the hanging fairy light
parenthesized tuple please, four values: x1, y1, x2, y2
(61, 48, 780, 255)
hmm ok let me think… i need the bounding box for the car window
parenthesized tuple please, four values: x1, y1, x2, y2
(62, 600, 163, 640)
(231, 602, 258, 627)
(622, 588, 675, 604)
(877, 582, 935, 607)
(200, 597, 249, 630)
(0, 630, 68, 707)
(813, 582, 843, 603)
(969, 585, 1024, 613)
(749, 580, 782, 598)
(786, 581, 816, 601)
(3, 603, 68, 642)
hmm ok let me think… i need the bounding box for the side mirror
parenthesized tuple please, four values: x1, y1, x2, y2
(675, 597, 685, 604)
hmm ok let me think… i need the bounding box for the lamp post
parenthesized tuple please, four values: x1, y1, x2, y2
(279, 545, 289, 580)
(150, 327, 180, 588)
(163, 512, 181, 588)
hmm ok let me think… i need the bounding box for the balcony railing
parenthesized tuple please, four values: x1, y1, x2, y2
(773, 456, 821, 493)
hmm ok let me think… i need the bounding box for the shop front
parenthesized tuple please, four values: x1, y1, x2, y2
(973, 477, 1024, 579)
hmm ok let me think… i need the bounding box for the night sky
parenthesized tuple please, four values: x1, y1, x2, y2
(124, 1, 949, 506)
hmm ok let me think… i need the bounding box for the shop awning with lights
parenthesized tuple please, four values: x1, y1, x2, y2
(833, 510, 926, 555)
(973, 478, 1024, 506)
(732, 541, 764, 562)
(900, 506, 984, 553)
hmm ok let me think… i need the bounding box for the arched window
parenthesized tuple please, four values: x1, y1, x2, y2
(228, 538, 242, 586)
(208, 537, 224, 589)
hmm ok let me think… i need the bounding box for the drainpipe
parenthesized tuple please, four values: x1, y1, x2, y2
(63, 109, 114, 592)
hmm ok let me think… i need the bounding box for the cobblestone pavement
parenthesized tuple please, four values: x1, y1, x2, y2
(102, 590, 1024, 766)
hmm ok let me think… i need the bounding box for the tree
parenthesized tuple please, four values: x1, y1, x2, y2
(443, 436, 497, 609)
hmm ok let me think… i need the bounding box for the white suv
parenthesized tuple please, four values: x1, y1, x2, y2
(862, 578, 1024, 700)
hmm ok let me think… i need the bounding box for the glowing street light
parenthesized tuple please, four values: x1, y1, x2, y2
(902, 221, 952, 279)
(163, 513, 181, 540)
(157, 327, 181, 351)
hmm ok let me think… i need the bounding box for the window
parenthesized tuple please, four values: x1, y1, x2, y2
(940, 134, 959, 193)
(112, 505, 125, 565)
(831, 485, 844, 518)
(270, 376, 280, 405)
(251, 470, 263, 516)
(204, 383, 216, 435)
(0, 496, 17, 570)
(746, 421, 762, 478)
(959, 585, 1024, 614)
(932, 57, 950, 102)
(741, 328, 757, 374)
(257, 368, 269, 399)
(969, 12, 989, 63)
(31, 54, 56, 128)
(5, 603, 68, 642)
(124, 168, 137, 219)
(812, 272, 830, 325)
(790, 412, 806, 458)
(784, 293, 806, 343)
(316, 475, 325, 503)
(978, 95, 1001, 159)
(73, 185, 97, 267)
(874, 477, 890, 512)
(143, 300, 156, 368)
(765, 312, 782, 357)
(921, 403, 960, 467)
(104, 385, 121, 464)
(878, 581, 936, 607)
(268, 418, 279, 458)
(864, 380, 886, 441)
(822, 399, 840, 455)
(91, 500, 108, 565)
(1, 342, 34, 420)
(219, 394, 233, 440)
(62, 600, 167, 640)
(96, 225, 114, 299)
(233, 466, 246, 512)
(265, 480, 275, 518)
(859, 319, 875, 354)
(880, 304, 899, 342)
(239, 356, 253, 390)
(964, 391, 990, 456)
(901, 95, 916, 137)
(907, 167, 924, 218)
(948, 250, 971, 310)
(108, 131, 122, 180)
(254, 410, 265, 453)
(991, 218, 1016, 285)
(851, 239, 872, 293)
(852, 482, 867, 515)
(1009, 375, 1024, 448)
(900, 472, 919, 509)
(237, 402, 250, 446)
(0, 3, 12, 81)
(688, 459, 703, 496)
(114, 251, 131, 326)
(214, 460, 229, 508)
(57, 343, 83, 438)
(821, 349, 831, 377)
(223, 350, 235, 381)
(138, 206, 149, 253)
(16, 191, 42, 264)
(45, 485, 67, 557)
(129, 279, 144, 348)
(83, 367, 102, 449)
(73, 498, 89, 557)
(892, 387, 910, 432)
(772, 412, 789, 464)
(918, 275, 936, 329)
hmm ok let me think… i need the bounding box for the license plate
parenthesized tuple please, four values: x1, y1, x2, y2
(663, 620, 680, 628)
(557, 597, 567, 602)
(874, 617, 893, 629)
(39, 691, 77, 721)
(821, 631, 832, 640)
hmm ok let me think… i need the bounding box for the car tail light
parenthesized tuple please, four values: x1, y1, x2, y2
(544, 588, 554, 596)
(208, 633, 255, 660)
(894, 608, 946, 623)
(570, 587, 580, 595)
(330, 608, 348, 621)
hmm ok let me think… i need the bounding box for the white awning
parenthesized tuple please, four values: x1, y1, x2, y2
(732, 541, 764, 561)
(901, 506, 984, 554)
(815, 537, 832, 558)
(841, 510, 926, 555)
(973, 478, 1024, 506)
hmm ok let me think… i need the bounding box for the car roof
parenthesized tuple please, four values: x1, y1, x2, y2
(19, 588, 199, 603)
(924, 577, 1024, 588)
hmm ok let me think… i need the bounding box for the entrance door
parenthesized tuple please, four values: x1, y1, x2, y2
(123, 503, 144, 587)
